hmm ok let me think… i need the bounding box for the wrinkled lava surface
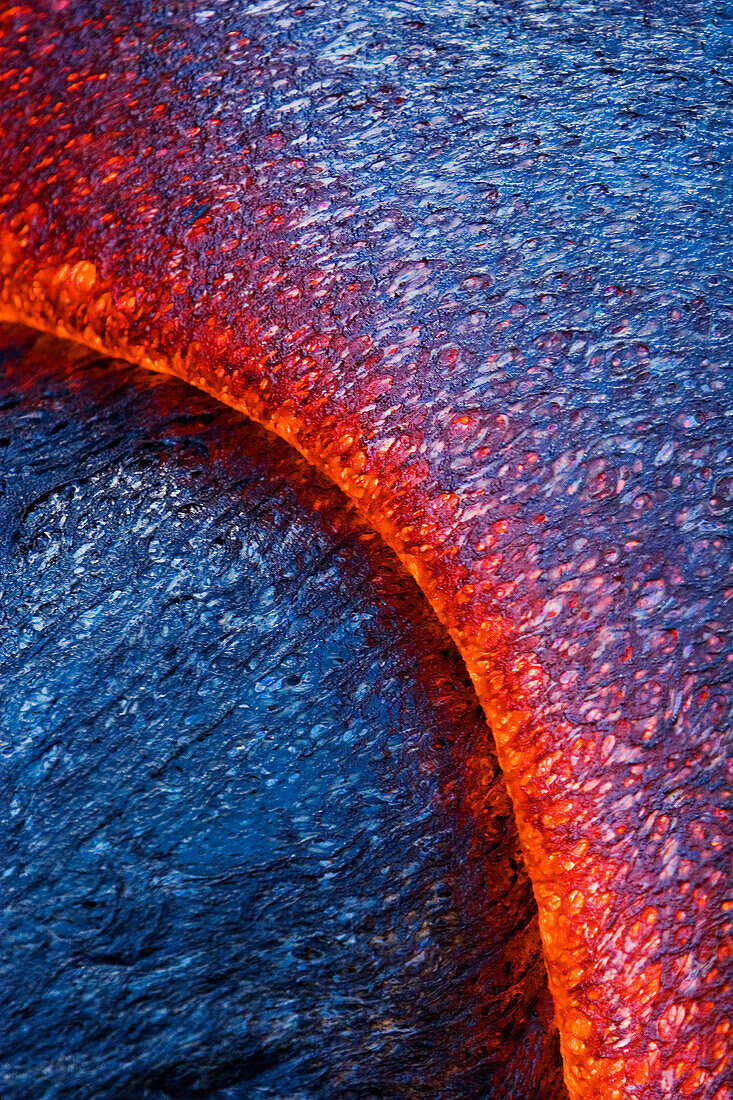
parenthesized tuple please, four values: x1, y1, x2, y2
(0, 1, 731, 1095)
(0, 327, 563, 1100)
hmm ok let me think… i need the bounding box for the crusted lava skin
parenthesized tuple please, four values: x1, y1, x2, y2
(0, 325, 565, 1099)
(0, 2, 731, 1097)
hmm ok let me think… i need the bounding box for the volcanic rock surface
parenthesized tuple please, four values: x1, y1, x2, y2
(0, 1, 731, 1096)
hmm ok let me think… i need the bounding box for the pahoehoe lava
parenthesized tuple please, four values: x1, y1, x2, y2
(0, 1, 731, 1096)
(0, 326, 563, 1099)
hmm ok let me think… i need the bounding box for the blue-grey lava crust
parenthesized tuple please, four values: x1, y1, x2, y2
(0, 330, 561, 1099)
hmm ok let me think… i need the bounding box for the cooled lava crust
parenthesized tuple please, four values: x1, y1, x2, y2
(0, 1, 731, 1097)
(0, 325, 564, 1098)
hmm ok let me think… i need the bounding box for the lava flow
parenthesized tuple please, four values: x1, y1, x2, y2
(0, 2, 731, 1097)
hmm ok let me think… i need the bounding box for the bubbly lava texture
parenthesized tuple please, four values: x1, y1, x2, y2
(0, 1, 731, 1096)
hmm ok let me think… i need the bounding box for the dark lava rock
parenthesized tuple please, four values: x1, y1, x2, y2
(0, 326, 562, 1100)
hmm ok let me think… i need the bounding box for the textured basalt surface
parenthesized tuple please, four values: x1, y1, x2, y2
(0, 1, 731, 1097)
(0, 325, 564, 1099)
